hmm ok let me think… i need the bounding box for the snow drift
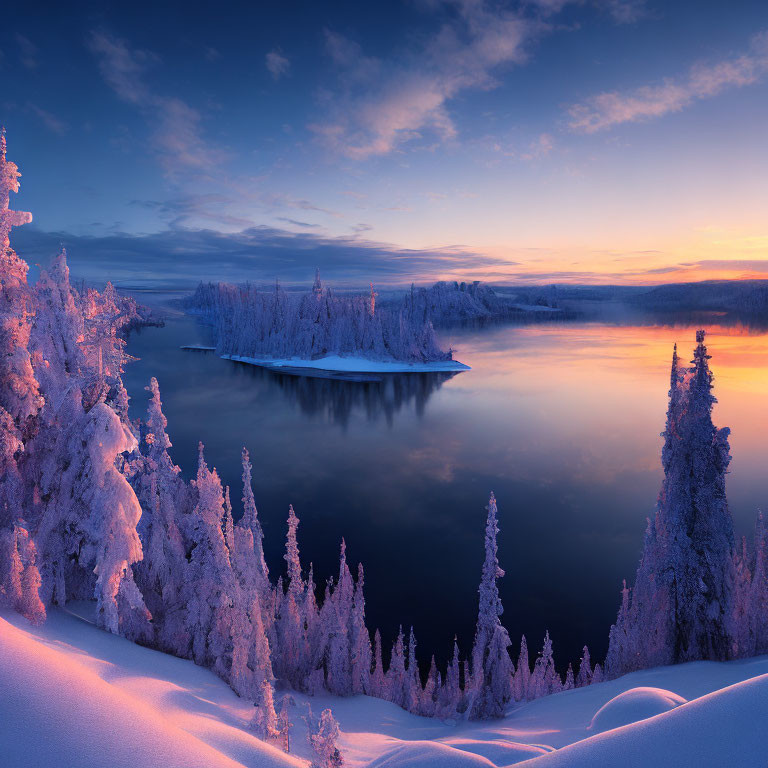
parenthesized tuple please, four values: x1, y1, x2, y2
(3, 605, 768, 768)
(588, 686, 687, 733)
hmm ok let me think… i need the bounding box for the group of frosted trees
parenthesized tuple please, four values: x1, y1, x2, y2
(3, 131, 768, 747)
(0, 132, 590, 747)
(605, 330, 768, 675)
(187, 271, 451, 364)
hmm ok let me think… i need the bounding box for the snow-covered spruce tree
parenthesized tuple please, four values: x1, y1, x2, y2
(251, 679, 280, 745)
(129, 378, 190, 652)
(421, 656, 438, 717)
(575, 645, 593, 688)
(370, 628, 385, 698)
(607, 331, 737, 675)
(350, 563, 372, 695)
(30, 248, 87, 404)
(437, 638, 463, 717)
(405, 626, 422, 713)
(306, 706, 344, 768)
(468, 492, 514, 719)
(747, 512, 768, 655)
(0, 523, 45, 624)
(529, 631, 562, 700)
(325, 548, 353, 697)
(275, 505, 309, 687)
(303, 563, 324, 694)
(183, 443, 240, 668)
(0, 128, 41, 432)
(0, 131, 46, 621)
(231, 448, 270, 604)
(563, 663, 575, 691)
(732, 535, 752, 657)
(385, 626, 408, 708)
(512, 635, 531, 701)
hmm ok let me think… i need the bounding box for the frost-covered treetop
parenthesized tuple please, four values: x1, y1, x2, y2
(0, 128, 33, 255)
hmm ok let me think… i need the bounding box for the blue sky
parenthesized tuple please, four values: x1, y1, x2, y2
(3, 0, 768, 286)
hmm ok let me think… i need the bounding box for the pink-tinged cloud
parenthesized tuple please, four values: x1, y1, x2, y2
(569, 30, 768, 133)
(311, 0, 533, 159)
(265, 49, 290, 80)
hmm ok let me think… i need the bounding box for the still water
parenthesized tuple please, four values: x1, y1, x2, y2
(122, 302, 768, 671)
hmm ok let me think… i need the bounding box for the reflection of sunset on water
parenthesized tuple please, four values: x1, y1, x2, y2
(440, 322, 768, 537)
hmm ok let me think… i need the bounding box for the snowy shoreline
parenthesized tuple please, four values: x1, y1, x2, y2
(220, 353, 471, 374)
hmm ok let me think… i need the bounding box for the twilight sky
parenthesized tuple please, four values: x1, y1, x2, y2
(3, 0, 768, 287)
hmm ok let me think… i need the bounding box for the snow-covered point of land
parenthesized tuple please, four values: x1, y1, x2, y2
(507, 304, 562, 314)
(221, 353, 471, 374)
(3, 605, 768, 768)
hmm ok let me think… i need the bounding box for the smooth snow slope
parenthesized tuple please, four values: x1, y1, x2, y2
(0, 607, 302, 768)
(2, 606, 768, 768)
(515, 674, 768, 768)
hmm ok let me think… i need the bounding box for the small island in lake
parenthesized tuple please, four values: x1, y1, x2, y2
(184, 271, 471, 374)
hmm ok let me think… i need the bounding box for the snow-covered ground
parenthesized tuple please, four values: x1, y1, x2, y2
(221, 353, 471, 374)
(2, 606, 768, 768)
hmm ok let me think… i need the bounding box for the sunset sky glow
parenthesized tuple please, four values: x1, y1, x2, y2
(3, 0, 768, 286)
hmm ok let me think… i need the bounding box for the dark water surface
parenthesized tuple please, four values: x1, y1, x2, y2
(122, 301, 768, 671)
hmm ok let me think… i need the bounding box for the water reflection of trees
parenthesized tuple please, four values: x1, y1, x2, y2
(234, 363, 459, 428)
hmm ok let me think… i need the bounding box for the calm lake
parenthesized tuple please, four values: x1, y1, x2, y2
(122, 298, 768, 672)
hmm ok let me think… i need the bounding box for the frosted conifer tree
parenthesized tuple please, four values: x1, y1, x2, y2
(512, 635, 530, 701)
(732, 535, 752, 657)
(307, 707, 343, 768)
(747, 512, 768, 655)
(232, 448, 269, 601)
(563, 664, 575, 691)
(385, 627, 408, 708)
(420, 656, 438, 717)
(0, 524, 45, 624)
(276, 505, 308, 687)
(131, 378, 189, 652)
(370, 629, 385, 698)
(529, 631, 560, 699)
(0, 129, 41, 430)
(437, 638, 463, 717)
(575, 645, 592, 688)
(83, 403, 151, 640)
(607, 332, 737, 675)
(184, 444, 239, 667)
(469, 492, 514, 719)
(251, 679, 280, 744)
(223, 486, 234, 552)
(405, 627, 422, 713)
(350, 563, 372, 695)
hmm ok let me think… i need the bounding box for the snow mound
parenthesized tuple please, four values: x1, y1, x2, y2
(516, 674, 768, 767)
(367, 740, 496, 768)
(588, 686, 687, 733)
(440, 737, 552, 763)
(0, 609, 302, 768)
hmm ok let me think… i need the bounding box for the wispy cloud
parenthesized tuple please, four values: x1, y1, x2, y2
(15, 33, 39, 70)
(88, 30, 226, 178)
(527, 0, 646, 24)
(25, 103, 68, 135)
(569, 30, 768, 133)
(310, 0, 535, 159)
(521, 132, 554, 159)
(266, 49, 290, 80)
